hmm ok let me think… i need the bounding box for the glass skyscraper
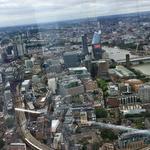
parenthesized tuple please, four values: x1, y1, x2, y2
(92, 31, 102, 60)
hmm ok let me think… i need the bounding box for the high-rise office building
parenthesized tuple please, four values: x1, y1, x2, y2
(82, 34, 89, 55)
(17, 43, 24, 57)
(63, 51, 81, 68)
(138, 84, 150, 103)
(16, 34, 26, 57)
(92, 31, 103, 60)
(90, 60, 109, 79)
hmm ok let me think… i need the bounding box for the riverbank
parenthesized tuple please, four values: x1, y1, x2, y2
(132, 63, 150, 76)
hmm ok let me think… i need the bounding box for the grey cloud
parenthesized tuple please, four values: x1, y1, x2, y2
(0, 0, 149, 27)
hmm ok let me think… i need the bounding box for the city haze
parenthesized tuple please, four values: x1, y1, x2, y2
(0, 0, 150, 27)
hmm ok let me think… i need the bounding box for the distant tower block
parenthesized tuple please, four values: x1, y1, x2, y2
(126, 54, 130, 68)
(82, 34, 89, 56)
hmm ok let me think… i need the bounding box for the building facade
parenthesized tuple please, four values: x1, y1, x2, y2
(82, 34, 89, 56)
(138, 84, 150, 104)
(63, 51, 81, 68)
(92, 31, 103, 60)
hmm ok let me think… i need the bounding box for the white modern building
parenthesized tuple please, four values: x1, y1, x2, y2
(51, 120, 60, 133)
(48, 78, 57, 94)
(21, 80, 31, 93)
(53, 133, 63, 149)
(138, 84, 150, 103)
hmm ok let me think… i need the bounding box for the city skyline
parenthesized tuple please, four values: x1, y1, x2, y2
(0, 0, 150, 27)
(0, 3, 150, 149)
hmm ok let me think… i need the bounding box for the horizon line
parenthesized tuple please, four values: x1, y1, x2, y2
(0, 10, 150, 29)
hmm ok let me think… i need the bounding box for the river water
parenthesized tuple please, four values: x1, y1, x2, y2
(103, 46, 138, 61)
(132, 63, 150, 76)
(103, 46, 150, 76)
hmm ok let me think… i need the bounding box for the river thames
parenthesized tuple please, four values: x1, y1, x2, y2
(103, 46, 138, 61)
(103, 46, 150, 76)
(132, 63, 150, 76)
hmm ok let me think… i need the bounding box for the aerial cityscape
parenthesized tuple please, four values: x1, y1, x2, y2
(0, 2, 150, 150)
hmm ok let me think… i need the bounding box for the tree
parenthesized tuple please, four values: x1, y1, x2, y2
(134, 119, 145, 129)
(96, 79, 108, 107)
(0, 138, 5, 149)
(5, 117, 15, 129)
(96, 79, 108, 93)
(101, 129, 118, 141)
(95, 108, 108, 118)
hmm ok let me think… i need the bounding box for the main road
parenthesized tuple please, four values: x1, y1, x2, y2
(14, 86, 53, 150)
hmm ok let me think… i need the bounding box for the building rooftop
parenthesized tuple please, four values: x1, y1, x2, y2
(121, 108, 146, 115)
(110, 65, 136, 78)
(51, 120, 60, 133)
(92, 60, 107, 63)
(22, 80, 30, 86)
(69, 67, 87, 71)
(63, 50, 81, 56)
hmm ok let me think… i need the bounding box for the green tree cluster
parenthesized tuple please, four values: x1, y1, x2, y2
(96, 79, 108, 107)
(96, 79, 108, 93)
(101, 129, 118, 141)
(5, 117, 15, 129)
(95, 108, 108, 118)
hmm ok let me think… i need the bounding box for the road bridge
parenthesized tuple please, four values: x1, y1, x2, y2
(117, 56, 150, 65)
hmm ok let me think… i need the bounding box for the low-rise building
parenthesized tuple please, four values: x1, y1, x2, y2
(21, 80, 31, 93)
(8, 143, 26, 150)
(101, 143, 114, 150)
(53, 133, 63, 149)
(108, 84, 119, 96)
(125, 79, 143, 92)
(80, 111, 88, 124)
(48, 78, 57, 94)
(51, 120, 60, 133)
(35, 116, 48, 140)
(118, 132, 150, 150)
(107, 97, 119, 108)
(44, 59, 62, 73)
(82, 79, 98, 93)
(68, 67, 90, 79)
(109, 66, 136, 79)
(59, 75, 84, 96)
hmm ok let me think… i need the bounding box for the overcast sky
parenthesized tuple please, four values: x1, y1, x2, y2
(0, 0, 150, 27)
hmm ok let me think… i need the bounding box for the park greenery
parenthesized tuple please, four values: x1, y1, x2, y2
(100, 129, 118, 141)
(5, 117, 15, 129)
(96, 79, 108, 93)
(96, 79, 108, 107)
(94, 108, 108, 118)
